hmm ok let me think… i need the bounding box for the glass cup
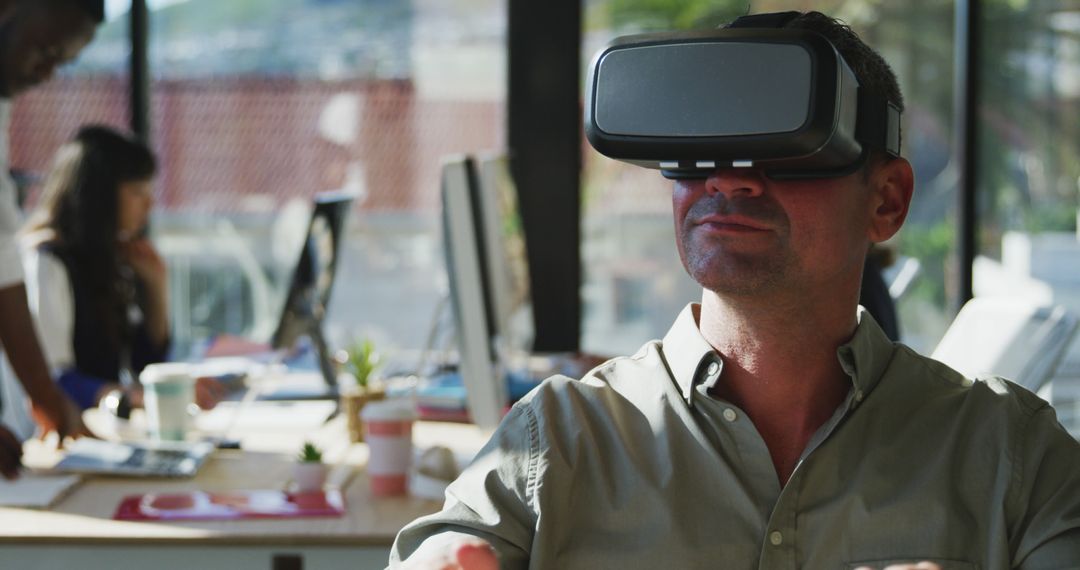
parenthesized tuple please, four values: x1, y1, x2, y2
(140, 363, 196, 442)
(361, 399, 417, 497)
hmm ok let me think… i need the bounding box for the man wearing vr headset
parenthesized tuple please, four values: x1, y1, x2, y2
(391, 11, 1080, 570)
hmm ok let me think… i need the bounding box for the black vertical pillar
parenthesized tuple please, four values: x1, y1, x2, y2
(954, 0, 980, 312)
(130, 0, 150, 141)
(508, 0, 582, 352)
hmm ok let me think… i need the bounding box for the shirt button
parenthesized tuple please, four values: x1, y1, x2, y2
(854, 390, 865, 402)
(769, 531, 783, 546)
(722, 408, 737, 422)
(706, 362, 720, 376)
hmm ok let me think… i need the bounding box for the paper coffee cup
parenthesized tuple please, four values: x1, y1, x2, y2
(362, 399, 417, 496)
(140, 363, 196, 442)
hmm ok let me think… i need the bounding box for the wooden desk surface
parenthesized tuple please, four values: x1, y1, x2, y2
(2, 409, 492, 547)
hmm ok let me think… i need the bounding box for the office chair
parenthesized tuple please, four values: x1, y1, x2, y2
(931, 296, 1078, 392)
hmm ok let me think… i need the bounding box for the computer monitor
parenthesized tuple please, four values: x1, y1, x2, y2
(440, 156, 506, 428)
(475, 153, 534, 357)
(270, 191, 355, 394)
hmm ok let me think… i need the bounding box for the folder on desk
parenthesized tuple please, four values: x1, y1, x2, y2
(0, 473, 81, 509)
(114, 489, 345, 521)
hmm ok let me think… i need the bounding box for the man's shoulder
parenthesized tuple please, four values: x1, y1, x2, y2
(517, 340, 670, 411)
(886, 342, 1053, 423)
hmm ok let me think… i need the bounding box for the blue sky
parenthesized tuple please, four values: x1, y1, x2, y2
(104, 0, 191, 21)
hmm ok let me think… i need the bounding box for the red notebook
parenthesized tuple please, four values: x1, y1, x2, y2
(114, 489, 345, 521)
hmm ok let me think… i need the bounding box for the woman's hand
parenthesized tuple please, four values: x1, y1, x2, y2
(195, 377, 227, 410)
(119, 238, 166, 289)
(120, 238, 171, 347)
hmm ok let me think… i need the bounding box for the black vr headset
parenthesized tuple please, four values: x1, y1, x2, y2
(584, 11, 902, 180)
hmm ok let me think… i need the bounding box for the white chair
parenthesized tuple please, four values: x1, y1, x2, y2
(931, 296, 1078, 391)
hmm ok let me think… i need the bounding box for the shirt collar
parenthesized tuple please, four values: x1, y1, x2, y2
(836, 306, 896, 401)
(660, 303, 896, 407)
(660, 304, 722, 405)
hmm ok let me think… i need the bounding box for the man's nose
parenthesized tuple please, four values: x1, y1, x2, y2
(703, 168, 766, 199)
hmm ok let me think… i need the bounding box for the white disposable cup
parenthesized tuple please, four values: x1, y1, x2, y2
(362, 399, 417, 496)
(140, 363, 196, 442)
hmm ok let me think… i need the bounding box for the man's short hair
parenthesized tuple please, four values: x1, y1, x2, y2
(783, 11, 904, 113)
(23, 0, 104, 24)
(74, 0, 105, 24)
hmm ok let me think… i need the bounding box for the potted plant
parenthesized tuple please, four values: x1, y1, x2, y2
(339, 338, 387, 442)
(293, 441, 328, 492)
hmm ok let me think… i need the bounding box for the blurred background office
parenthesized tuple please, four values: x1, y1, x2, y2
(10, 0, 1080, 434)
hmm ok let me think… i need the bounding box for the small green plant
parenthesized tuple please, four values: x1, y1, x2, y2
(343, 338, 380, 389)
(298, 441, 323, 463)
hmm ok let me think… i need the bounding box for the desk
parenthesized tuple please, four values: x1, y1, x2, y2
(0, 407, 491, 570)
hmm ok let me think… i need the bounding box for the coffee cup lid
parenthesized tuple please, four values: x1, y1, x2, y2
(361, 399, 416, 422)
(140, 363, 195, 385)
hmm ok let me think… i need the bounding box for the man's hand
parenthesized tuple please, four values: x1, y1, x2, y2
(399, 536, 498, 570)
(30, 392, 92, 445)
(0, 284, 92, 445)
(854, 563, 943, 570)
(0, 423, 23, 480)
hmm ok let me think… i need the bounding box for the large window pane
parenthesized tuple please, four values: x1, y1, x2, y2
(133, 0, 506, 357)
(976, 0, 1080, 434)
(11, 1, 133, 209)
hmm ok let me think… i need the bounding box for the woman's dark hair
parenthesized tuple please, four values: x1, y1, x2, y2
(24, 125, 156, 349)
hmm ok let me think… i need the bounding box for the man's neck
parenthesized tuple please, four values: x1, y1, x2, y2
(697, 288, 859, 485)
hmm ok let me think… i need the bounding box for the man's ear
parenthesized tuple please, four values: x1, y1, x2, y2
(866, 157, 914, 243)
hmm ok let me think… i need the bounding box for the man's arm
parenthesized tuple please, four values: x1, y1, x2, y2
(0, 423, 21, 479)
(1012, 404, 1080, 568)
(390, 404, 538, 569)
(0, 283, 88, 440)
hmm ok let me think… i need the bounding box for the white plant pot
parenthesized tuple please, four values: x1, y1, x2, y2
(293, 462, 329, 492)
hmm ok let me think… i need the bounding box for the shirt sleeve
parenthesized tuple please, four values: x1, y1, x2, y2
(0, 171, 24, 290)
(1012, 403, 1080, 568)
(389, 403, 539, 569)
(22, 249, 75, 374)
(56, 369, 108, 410)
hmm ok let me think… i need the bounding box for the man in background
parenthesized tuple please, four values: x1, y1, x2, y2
(0, 0, 104, 478)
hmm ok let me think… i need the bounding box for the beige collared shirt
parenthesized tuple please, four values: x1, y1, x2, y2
(391, 304, 1080, 569)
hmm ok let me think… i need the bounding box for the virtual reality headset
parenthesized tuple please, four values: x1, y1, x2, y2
(584, 13, 902, 180)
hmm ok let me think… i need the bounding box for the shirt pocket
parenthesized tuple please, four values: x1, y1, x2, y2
(845, 560, 978, 570)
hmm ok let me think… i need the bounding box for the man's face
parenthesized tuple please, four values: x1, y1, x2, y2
(0, 4, 96, 97)
(672, 168, 875, 298)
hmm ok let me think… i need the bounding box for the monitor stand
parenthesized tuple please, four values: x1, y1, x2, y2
(307, 321, 341, 421)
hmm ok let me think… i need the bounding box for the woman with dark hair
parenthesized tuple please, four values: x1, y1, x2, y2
(21, 125, 220, 412)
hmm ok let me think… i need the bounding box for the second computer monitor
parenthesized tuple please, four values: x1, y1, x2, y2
(270, 191, 354, 392)
(441, 156, 505, 428)
(476, 153, 533, 357)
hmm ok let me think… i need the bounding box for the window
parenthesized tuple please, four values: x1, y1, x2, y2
(13, 0, 508, 359)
